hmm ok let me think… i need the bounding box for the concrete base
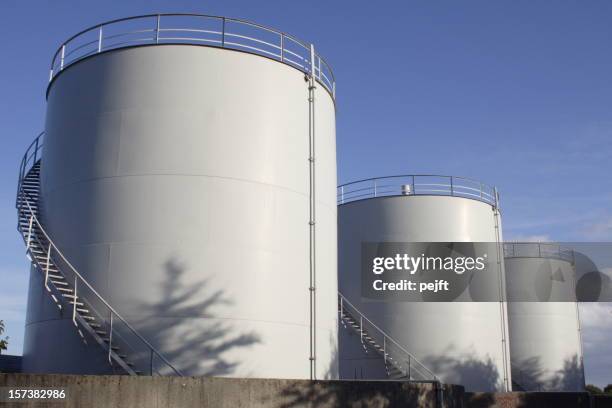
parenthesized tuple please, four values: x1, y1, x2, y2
(0, 374, 459, 408)
(464, 391, 605, 408)
(2, 374, 610, 407)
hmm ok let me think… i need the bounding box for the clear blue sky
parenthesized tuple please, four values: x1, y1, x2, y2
(1, 0, 611, 386)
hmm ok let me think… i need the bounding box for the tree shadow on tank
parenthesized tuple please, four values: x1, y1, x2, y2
(424, 351, 502, 392)
(513, 356, 588, 408)
(424, 352, 502, 391)
(128, 258, 260, 376)
(549, 354, 584, 391)
(270, 379, 441, 407)
(511, 354, 583, 392)
(269, 340, 448, 407)
(511, 356, 545, 391)
(465, 355, 587, 408)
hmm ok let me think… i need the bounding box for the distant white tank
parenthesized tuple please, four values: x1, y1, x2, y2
(505, 243, 585, 391)
(337, 175, 511, 391)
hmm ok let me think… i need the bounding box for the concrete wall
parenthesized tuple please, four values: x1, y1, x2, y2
(338, 195, 511, 391)
(465, 391, 592, 408)
(1, 374, 607, 408)
(0, 374, 460, 408)
(24, 44, 338, 379)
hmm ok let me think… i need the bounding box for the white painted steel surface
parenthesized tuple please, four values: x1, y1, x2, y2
(23, 44, 338, 379)
(338, 195, 511, 391)
(505, 255, 585, 391)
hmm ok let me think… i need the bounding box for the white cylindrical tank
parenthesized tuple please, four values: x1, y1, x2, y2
(505, 243, 585, 391)
(23, 15, 338, 379)
(338, 176, 511, 391)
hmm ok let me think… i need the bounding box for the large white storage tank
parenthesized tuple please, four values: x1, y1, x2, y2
(505, 243, 585, 391)
(22, 14, 338, 379)
(337, 175, 511, 391)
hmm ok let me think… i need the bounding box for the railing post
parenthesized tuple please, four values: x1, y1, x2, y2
(449, 176, 454, 196)
(493, 186, 498, 209)
(412, 175, 416, 195)
(26, 215, 33, 250)
(44, 246, 51, 291)
(339, 296, 343, 316)
(373, 180, 377, 197)
(60, 45, 66, 70)
(155, 15, 160, 43)
(221, 17, 226, 47)
(360, 316, 363, 343)
(280, 34, 284, 62)
(317, 55, 321, 80)
(108, 313, 113, 363)
(480, 182, 484, 199)
(383, 337, 386, 363)
(33, 137, 39, 163)
(408, 355, 411, 379)
(98, 26, 103, 52)
(340, 186, 344, 204)
(72, 277, 78, 326)
(150, 350, 154, 375)
(16, 164, 22, 214)
(310, 44, 316, 77)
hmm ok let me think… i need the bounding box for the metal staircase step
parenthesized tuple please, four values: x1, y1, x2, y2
(58, 287, 74, 294)
(103, 340, 120, 351)
(340, 304, 432, 382)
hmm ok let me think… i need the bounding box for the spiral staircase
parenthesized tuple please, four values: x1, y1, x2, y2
(16, 133, 182, 377)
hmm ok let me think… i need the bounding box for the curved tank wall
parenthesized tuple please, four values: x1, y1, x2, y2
(23, 44, 338, 379)
(505, 253, 584, 391)
(338, 195, 511, 391)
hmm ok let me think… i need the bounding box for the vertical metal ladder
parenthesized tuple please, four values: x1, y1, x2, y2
(16, 133, 182, 376)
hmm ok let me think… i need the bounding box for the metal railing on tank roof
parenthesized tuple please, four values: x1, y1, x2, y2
(48, 13, 336, 98)
(504, 242, 574, 263)
(337, 175, 499, 208)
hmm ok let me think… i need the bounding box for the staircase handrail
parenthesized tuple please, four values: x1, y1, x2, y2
(16, 133, 183, 376)
(338, 291, 438, 381)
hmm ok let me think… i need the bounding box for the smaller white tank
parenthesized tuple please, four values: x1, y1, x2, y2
(505, 243, 585, 391)
(338, 175, 511, 392)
